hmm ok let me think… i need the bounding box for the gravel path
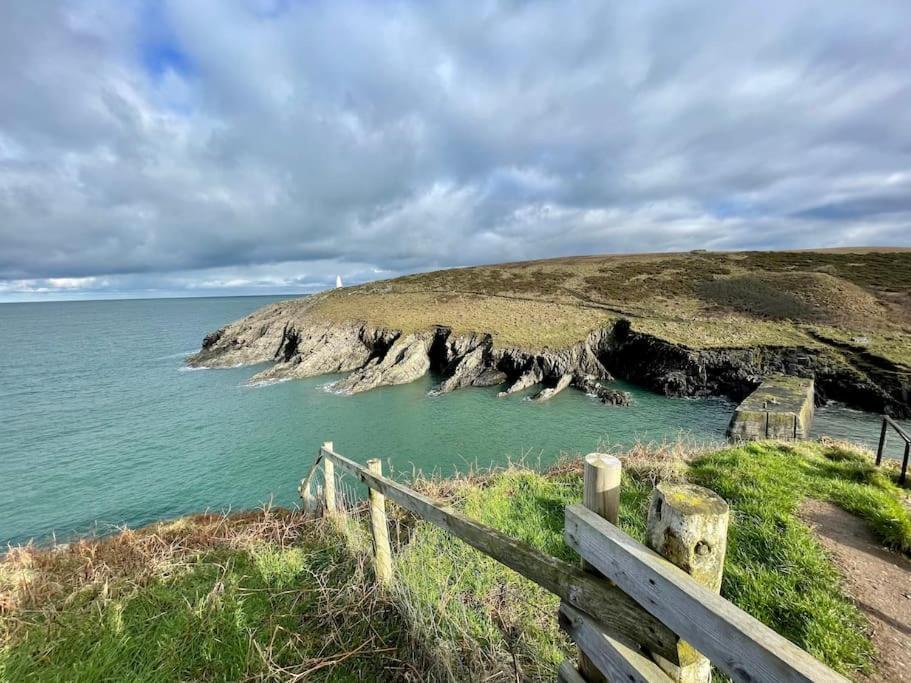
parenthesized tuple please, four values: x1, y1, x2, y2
(800, 500, 911, 682)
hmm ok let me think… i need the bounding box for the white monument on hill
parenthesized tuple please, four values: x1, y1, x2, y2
(335, 275, 343, 289)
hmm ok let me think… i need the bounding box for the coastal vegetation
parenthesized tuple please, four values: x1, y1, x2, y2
(189, 248, 911, 418)
(3, 439, 909, 681)
(315, 249, 911, 358)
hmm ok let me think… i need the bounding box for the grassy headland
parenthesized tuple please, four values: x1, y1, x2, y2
(3, 439, 909, 681)
(314, 249, 911, 362)
(190, 248, 911, 416)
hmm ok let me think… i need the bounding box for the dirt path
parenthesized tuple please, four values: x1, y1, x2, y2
(800, 500, 911, 682)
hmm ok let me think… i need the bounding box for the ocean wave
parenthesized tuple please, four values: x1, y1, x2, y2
(246, 377, 291, 389)
(155, 350, 198, 360)
(321, 382, 348, 395)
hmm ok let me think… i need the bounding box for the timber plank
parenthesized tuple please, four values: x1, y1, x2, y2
(559, 603, 673, 683)
(565, 504, 848, 683)
(320, 447, 680, 663)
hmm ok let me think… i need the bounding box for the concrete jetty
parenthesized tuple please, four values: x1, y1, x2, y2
(727, 376, 815, 441)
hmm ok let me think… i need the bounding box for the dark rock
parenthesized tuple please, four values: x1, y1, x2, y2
(573, 374, 631, 406)
(497, 364, 543, 397)
(187, 303, 909, 416)
(605, 322, 909, 418)
(331, 332, 433, 394)
(202, 327, 225, 350)
(531, 373, 573, 402)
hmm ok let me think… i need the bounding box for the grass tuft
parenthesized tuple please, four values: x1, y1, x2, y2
(3, 439, 909, 680)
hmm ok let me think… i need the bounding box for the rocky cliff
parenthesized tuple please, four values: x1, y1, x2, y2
(187, 297, 630, 404)
(188, 298, 910, 416)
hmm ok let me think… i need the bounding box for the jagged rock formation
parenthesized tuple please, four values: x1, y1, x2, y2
(437, 335, 507, 393)
(188, 302, 629, 405)
(331, 332, 432, 394)
(605, 319, 909, 416)
(188, 300, 910, 416)
(531, 374, 573, 402)
(497, 367, 543, 397)
(574, 375, 631, 406)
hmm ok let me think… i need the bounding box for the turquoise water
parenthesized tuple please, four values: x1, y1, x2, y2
(0, 297, 906, 546)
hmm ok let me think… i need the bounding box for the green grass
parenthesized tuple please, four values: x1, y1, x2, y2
(3, 440, 910, 680)
(395, 440, 911, 679)
(303, 248, 911, 365)
(2, 551, 295, 681)
(0, 513, 408, 682)
(687, 441, 911, 673)
(690, 440, 911, 553)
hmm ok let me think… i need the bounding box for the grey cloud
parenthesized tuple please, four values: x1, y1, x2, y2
(1, 0, 910, 299)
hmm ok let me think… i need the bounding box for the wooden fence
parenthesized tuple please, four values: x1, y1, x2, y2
(299, 442, 848, 683)
(877, 415, 911, 484)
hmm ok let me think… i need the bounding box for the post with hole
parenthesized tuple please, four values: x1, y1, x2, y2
(646, 483, 729, 683)
(306, 442, 851, 682)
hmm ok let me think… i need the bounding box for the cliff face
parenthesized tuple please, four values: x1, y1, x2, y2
(606, 320, 908, 416)
(187, 299, 630, 404)
(188, 301, 910, 416)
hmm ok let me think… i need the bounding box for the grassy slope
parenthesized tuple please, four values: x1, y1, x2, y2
(3, 441, 910, 681)
(0, 513, 413, 682)
(310, 249, 911, 366)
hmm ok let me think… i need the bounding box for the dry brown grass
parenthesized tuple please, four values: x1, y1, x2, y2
(0, 508, 314, 617)
(0, 507, 430, 681)
(298, 249, 911, 366)
(313, 290, 613, 350)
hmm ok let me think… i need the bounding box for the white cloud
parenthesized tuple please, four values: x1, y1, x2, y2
(0, 0, 909, 300)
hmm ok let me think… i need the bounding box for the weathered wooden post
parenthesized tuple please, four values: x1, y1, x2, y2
(646, 483, 729, 683)
(578, 453, 622, 682)
(323, 441, 336, 514)
(367, 458, 393, 584)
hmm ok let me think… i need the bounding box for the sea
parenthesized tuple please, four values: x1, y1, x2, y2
(0, 296, 906, 546)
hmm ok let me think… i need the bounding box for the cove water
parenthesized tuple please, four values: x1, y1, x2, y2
(0, 296, 906, 546)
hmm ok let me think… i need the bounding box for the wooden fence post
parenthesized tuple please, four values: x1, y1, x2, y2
(323, 441, 336, 514)
(577, 453, 622, 682)
(646, 483, 729, 683)
(367, 458, 393, 584)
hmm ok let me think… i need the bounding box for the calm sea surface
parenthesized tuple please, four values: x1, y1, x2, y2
(0, 296, 906, 545)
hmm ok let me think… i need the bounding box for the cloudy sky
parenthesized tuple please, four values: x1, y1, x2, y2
(1, 1, 910, 301)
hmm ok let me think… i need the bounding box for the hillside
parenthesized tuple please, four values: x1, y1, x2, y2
(189, 249, 911, 416)
(3, 440, 909, 680)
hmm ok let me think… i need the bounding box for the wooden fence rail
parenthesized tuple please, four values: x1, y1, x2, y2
(299, 442, 848, 683)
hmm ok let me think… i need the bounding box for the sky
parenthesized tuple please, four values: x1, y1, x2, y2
(1, 1, 910, 302)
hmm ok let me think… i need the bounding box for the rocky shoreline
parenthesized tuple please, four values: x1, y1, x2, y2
(188, 299, 910, 417)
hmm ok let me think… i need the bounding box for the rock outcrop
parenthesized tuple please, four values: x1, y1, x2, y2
(604, 319, 909, 416)
(574, 375, 632, 406)
(187, 304, 631, 405)
(438, 343, 507, 393)
(497, 366, 544, 397)
(330, 332, 432, 394)
(188, 301, 910, 416)
(531, 374, 573, 402)
(251, 320, 396, 384)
